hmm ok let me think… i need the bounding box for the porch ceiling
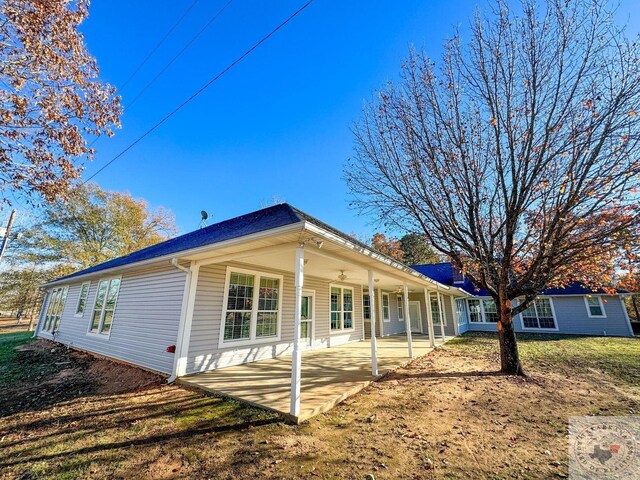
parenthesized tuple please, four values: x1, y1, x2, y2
(179, 229, 452, 293)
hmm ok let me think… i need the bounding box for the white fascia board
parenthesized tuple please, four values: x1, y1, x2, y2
(40, 222, 305, 288)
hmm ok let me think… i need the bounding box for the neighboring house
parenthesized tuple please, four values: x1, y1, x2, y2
(413, 263, 634, 338)
(33, 204, 463, 417)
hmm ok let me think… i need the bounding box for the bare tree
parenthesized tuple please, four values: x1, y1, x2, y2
(346, 0, 640, 374)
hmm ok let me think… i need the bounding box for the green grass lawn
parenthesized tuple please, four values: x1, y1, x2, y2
(446, 332, 640, 385)
(0, 331, 38, 387)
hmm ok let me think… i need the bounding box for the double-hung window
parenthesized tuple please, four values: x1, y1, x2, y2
(221, 269, 282, 345)
(89, 278, 121, 335)
(363, 294, 371, 320)
(585, 296, 606, 317)
(397, 295, 404, 321)
(430, 293, 445, 325)
(43, 287, 68, 333)
(468, 299, 482, 323)
(521, 298, 556, 329)
(482, 300, 499, 322)
(75, 282, 90, 316)
(331, 286, 354, 330)
(382, 293, 390, 322)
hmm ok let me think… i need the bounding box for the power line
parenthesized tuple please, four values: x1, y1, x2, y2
(119, 0, 201, 91)
(125, 0, 235, 110)
(82, 0, 315, 184)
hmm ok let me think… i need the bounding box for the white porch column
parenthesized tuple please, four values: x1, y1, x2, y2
(170, 262, 200, 381)
(450, 296, 460, 336)
(403, 284, 413, 359)
(378, 287, 384, 337)
(290, 245, 305, 418)
(424, 287, 436, 347)
(368, 271, 379, 376)
(436, 291, 446, 341)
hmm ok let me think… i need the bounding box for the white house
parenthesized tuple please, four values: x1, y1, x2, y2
(34, 204, 634, 420)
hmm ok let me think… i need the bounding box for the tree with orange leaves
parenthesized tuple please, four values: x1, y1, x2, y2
(346, 0, 640, 374)
(0, 0, 121, 204)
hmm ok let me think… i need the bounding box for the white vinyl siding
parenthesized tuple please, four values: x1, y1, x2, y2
(38, 265, 186, 374)
(187, 264, 364, 374)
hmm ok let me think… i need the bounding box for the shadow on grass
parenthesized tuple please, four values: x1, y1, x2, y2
(382, 370, 505, 382)
(0, 413, 281, 468)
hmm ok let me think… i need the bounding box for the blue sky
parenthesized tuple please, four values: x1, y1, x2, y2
(42, 1, 640, 237)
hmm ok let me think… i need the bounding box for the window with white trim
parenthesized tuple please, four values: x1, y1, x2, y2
(89, 278, 121, 335)
(363, 294, 371, 320)
(430, 293, 445, 325)
(222, 271, 281, 342)
(382, 293, 390, 322)
(397, 295, 404, 320)
(521, 298, 556, 329)
(331, 286, 354, 330)
(585, 296, 606, 317)
(482, 299, 499, 323)
(43, 287, 68, 333)
(75, 282, 90, 316)
(468, 299, 482, 323)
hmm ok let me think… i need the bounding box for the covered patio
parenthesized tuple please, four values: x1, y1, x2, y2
(180, 334, 452, 423)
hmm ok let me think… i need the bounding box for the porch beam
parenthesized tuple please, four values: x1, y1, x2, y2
(290, 244, 305, 418)
(170, 262, 200, 381)
(436, 291, 446, 341)
(368, 270, 378, 376)
(194, 242, 301, 267)
(403, 284, 413, 358)
(424, 288, 436, 347)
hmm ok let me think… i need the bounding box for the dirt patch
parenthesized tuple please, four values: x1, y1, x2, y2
(0, 339, 164, 417)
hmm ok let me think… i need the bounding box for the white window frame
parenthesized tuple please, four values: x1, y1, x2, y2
(363, 293, 371, 320)
(397, 295, 404, 321)
(518, 296, 559, 331)
(430, 293, 447, 326)
(87, 276, 121, 338)
(75, 282, 91, 317)
(584, 295, 607, 318)
(329, 283, 355, 332)
(42, 286, 68, 334)
(467, 298, 483, 323)
(382, 293, 390, 322)
(481, 299, 499, 323)
(218, 266, 284, 348)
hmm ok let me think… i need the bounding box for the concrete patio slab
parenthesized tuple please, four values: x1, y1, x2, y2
(179, 334, 451, 423)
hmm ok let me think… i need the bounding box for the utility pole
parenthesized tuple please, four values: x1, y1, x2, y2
(0, 209, 16, 267)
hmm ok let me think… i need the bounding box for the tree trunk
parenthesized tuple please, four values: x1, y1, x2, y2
(632, 295, 640, 322)
(497, 299, 525, 376)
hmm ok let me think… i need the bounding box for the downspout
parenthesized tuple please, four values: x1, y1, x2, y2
(168, 258, 193, 383)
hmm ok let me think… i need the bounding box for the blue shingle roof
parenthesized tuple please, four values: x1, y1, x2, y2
(411, 262, 621, 296)
(53, 203, 304, 283)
